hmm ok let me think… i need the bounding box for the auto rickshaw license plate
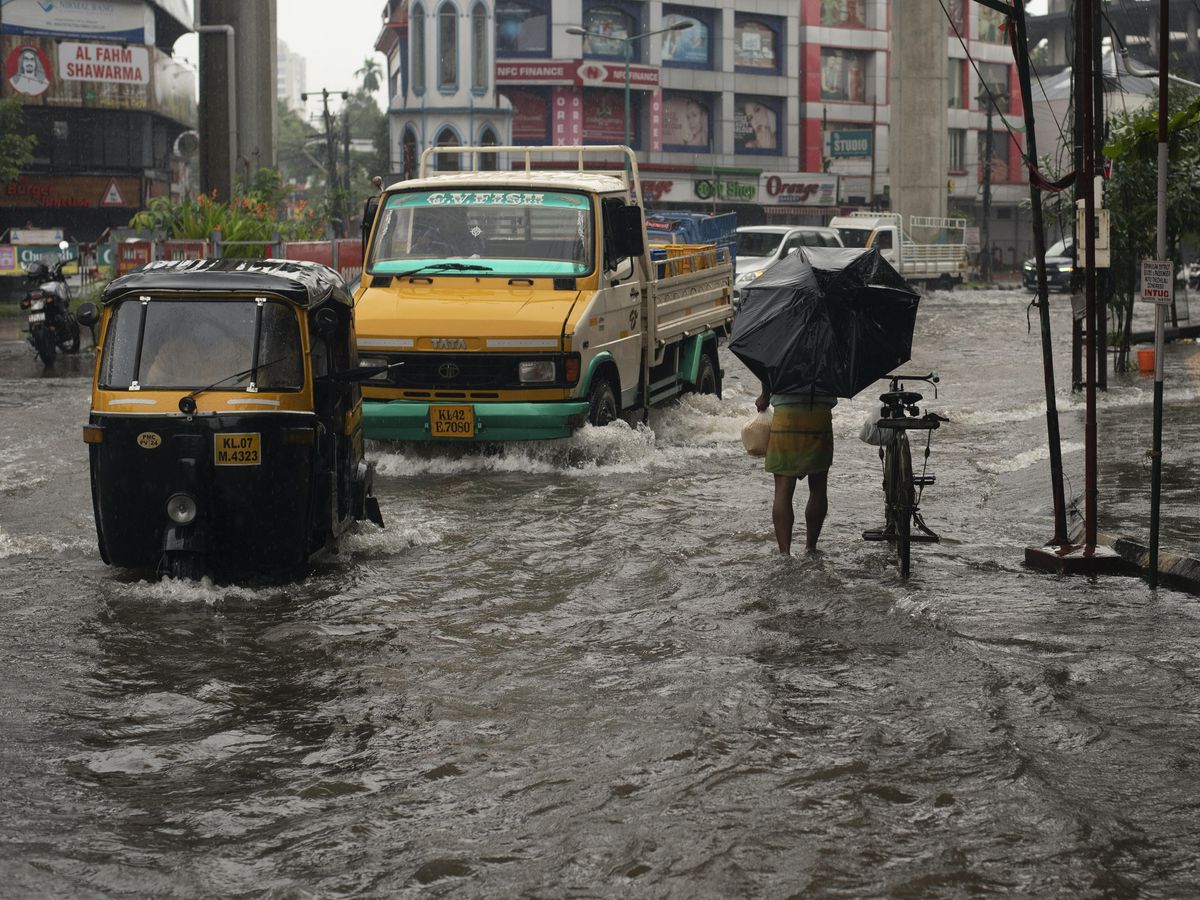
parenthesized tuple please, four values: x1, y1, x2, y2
(430, 405, 474, 437)
(215, 432, 261, 465)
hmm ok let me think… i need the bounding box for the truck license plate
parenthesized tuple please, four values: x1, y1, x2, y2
(214, 432, 261, 465)
(430, 405, 474, 437)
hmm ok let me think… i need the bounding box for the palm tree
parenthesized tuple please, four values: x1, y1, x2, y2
(355, 57, 383, 96)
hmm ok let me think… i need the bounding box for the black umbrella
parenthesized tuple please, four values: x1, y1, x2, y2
(728, 247, 920, 399)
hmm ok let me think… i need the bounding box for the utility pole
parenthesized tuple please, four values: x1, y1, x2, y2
(302, 88, 349, 237)
(976, 89, 1007, 284)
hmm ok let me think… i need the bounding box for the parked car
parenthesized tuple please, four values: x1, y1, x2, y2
(1022, 236, 1074, 292)
(734, 225, 843, 303)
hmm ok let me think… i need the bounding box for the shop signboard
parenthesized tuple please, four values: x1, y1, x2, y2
(0, 0, 152, 43)
(829, 129, 872, 158)
(762, 173, 838, 206)
(839, 175, 871, 202)
(2, 36, 194, 123)
(694, 175, 758, 203)
(2, 175, 142, 210)
(495, 58, 658, 90)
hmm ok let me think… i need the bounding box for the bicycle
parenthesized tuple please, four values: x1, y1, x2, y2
(862, 372, 948, 578)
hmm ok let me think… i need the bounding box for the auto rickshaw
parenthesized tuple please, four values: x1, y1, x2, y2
(76, 258, 385, 579)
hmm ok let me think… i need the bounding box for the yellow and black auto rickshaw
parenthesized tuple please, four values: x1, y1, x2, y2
(76, 258, 384, 579)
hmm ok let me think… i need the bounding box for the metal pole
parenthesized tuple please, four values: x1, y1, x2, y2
(1150, 0, 1169, 587)
(1013, 0, 1070, 546)
(981, 98, 993, 284)
(1081, 0, 1098, 552)
(623, 38, 632, 149)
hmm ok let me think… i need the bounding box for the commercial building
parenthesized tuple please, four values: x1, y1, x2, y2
(0, 0, 197, 240)
(375, 0, 1028, 257)
(277, 39, 308, 113)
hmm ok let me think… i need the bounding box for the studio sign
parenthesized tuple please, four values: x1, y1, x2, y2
(694, 179, 756, 202)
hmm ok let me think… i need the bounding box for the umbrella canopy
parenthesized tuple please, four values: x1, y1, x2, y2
(729, 247, 920, 399)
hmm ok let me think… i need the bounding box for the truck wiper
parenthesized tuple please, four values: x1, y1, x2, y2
(391, 262, 493, 279)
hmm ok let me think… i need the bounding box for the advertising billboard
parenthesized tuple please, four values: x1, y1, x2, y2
(0, 0, 153, 43)
(1, 35, 195, 123)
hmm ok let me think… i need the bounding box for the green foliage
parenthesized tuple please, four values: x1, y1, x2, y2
(0, 96, 37, 184)
(1102, 92, 1200, 369)
(128, 168, 324, 257)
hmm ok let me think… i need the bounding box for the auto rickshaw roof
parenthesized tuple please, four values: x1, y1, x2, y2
(101, 258, 353, 308)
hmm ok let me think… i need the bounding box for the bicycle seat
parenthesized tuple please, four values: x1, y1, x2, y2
(879, 390, 923, 405)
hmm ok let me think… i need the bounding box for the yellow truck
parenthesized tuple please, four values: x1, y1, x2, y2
(353, 145, 734, 441)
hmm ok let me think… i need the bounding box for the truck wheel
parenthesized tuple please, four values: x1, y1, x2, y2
(692, 351, 721, 397)
(587, 378, 618, 426)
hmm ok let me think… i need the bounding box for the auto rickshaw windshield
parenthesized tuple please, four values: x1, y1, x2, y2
(99, 298, 305, 391)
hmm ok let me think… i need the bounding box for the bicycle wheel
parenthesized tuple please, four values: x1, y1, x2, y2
(893, 434, 914, 578)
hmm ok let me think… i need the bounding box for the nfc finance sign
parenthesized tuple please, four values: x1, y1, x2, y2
(829, 129, 873, 158)
(1140, 259, 1174, 304)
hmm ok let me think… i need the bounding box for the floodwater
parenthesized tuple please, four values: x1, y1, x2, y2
(2, 289, 1200, 898)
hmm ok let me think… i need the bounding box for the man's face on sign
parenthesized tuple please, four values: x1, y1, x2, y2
(21, 52, 38, 76)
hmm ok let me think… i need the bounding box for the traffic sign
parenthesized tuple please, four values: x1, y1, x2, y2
(101, 178, 126, 207)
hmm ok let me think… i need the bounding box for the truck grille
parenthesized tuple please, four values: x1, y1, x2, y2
(378, 353, 530, 389)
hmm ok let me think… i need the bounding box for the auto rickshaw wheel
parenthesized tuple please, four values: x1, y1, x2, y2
(165, 551, 206, 581)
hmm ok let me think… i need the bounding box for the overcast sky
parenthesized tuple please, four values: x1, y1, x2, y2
(176, 1, 388, 117)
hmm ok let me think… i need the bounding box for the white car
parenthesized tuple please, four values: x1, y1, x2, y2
(734, 225, 844, 303)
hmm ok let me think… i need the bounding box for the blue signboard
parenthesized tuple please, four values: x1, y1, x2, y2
(829, 129, 873, 158)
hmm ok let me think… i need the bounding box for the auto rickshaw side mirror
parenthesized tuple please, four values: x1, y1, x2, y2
(314, 307, 338, 337)
(76, 302, 99, 327)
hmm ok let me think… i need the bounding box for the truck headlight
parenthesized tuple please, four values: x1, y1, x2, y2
(518, 360, 556, 383)
(358, 356, 390, 380)
(166, 493, 198, 524)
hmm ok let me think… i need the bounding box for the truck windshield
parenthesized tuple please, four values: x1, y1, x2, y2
(735, 232, 784, 258)
(99, 298, 304, 391)
(836, 228, 871, 248)
(368, 189, 594, 277)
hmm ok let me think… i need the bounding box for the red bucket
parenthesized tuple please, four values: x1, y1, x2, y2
(1137, 349, 1155, 374)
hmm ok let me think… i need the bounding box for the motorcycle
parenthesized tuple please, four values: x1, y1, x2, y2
(19, 240, 80, 366)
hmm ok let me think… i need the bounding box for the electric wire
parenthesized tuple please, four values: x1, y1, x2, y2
(935, 0, 1069, 181)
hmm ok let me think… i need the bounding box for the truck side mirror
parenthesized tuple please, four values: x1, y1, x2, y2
(602, 199, 645, 270)
(613, 205, 645, 259)
(76, 302, 98, 327)
(361, 195, 380, 250)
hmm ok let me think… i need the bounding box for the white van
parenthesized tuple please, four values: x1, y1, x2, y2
(734, 225, 843, 301)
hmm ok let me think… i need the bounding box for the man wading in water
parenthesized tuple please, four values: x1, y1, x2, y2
(755, 383, 834, 554)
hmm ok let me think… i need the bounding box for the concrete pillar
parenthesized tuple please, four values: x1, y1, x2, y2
(198, 0, 278, 199)
(888, 0, 948, 220)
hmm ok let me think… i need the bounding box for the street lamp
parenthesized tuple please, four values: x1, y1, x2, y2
(566, 21, 691, 149)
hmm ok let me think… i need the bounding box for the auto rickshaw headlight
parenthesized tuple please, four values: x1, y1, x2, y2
(518, 360, 556, 383)
(166, 493, 198, 525)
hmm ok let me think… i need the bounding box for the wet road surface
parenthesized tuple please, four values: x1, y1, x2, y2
(3, 290, 1200, 897)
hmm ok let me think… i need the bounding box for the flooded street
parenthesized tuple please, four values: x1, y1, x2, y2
(3, 288, 1200, 897)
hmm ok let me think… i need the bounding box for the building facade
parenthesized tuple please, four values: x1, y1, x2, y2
(377, 0, 1030, 257)
(0, 0, 196, 239)
(277, 39, 308, 113)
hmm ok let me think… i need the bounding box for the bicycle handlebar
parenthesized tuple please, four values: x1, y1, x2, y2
(886, 371, 938, 385)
